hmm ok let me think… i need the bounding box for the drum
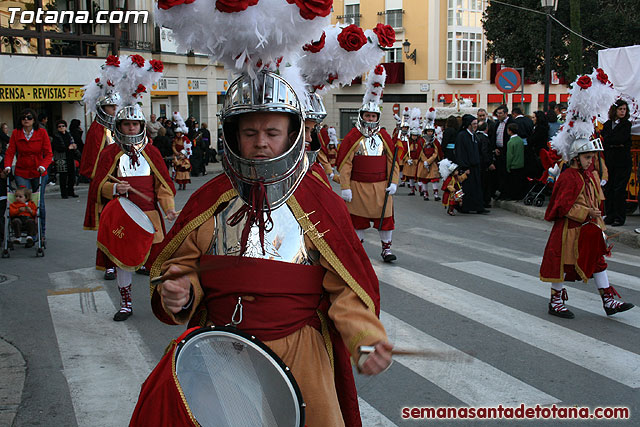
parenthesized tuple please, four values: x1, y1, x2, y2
(174, 326, 305, 427)
(96, 197, 155, 270)
(453, 189, 464, 203)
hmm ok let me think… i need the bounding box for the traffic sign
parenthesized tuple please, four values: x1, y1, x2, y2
(393, 104, 400, 114)
(495, 67, 521, 93)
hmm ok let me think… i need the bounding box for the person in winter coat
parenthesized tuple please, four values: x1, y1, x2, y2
(52, 120, 79, 198)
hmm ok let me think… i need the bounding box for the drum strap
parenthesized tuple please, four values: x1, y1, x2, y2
(199, 255, 325, 342)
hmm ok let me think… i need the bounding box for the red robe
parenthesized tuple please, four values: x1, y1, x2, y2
(83, 143, 176, 270)
(540, 167, 608, 282)
(318, 126, 330, 157)
(336, 127, 396, 170)
(137, 171, 381, 427)
(79, 120, 111, 179)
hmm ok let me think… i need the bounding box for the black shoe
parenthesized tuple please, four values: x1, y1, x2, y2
(382, 252, 397, 263)
(136, 266, 150, 276)
(548, 303, 575, 319)
(604, 216, 614, 225)
(70, 194, 79, 198)
(604, 302, 634, 316)
(104, 268, 116, 280)
(25, 237, 35, 248)
(113, 310, 132, 321)
(611, 219, 624, 227)
(476, 209, 490, 214)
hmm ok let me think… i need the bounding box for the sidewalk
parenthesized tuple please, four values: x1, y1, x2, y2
(494, 200, 640, 249)
(0, 337, 26, 427)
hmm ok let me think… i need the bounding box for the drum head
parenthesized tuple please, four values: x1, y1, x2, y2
(118, 197, 155, 234)
(175, 326, 305, 427)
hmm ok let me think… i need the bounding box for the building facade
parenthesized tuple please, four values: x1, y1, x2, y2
(0, 0, 221, 138)
(327, 0, 567, 137)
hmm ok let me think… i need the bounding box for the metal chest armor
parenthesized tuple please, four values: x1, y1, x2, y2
(118, 152, 151, 177)
(210, 196, 313, 265)
(355, 133, 385, 157)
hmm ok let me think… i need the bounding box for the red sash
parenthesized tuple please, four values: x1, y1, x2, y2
(199, 255, 326, 342)
(124, 175, 155, 211)
(351, 155, 387, 182)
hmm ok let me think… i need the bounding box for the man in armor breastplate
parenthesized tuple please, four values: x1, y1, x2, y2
(337, 65, 399, 262)
(84, 76, 177, 321)
(148, 71, 393, 427)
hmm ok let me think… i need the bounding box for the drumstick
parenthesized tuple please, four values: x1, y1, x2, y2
(107, 174, 153, 203)
(359, 346, 473, 362)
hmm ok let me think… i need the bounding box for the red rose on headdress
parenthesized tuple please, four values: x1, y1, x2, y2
(373, 23, 395, 48)
(576, 75, 592, 90)
(327, 73, 338, 83)
(215, 0, 258, 13)
(286, 0, 332, 20)
(135, 84, 147, 94)
(568, 121, 574, 128)
(374, 64, 385, 75)
(338, 25, 367, 52)
(149, 59, 164, 73)
(105, 55, 120, 67)
(130, 54, 145, 68)
(429, 107, 435, 112)
(313, 84, 325, 91)
(596, 68, 609, 85)
(95, 78, 100, 83)
(158, 0, 195, 10)
(303, 31, 326, 53)
(107, 80, 114, 87)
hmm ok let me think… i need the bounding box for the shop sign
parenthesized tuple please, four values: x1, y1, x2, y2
(0, 85, 84, 102)
(187, 79, 208, 93)
(151, 77, 179, 95)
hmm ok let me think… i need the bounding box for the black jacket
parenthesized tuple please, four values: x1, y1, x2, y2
(455, 129, 481, 169)
(513, 115, 534, 139)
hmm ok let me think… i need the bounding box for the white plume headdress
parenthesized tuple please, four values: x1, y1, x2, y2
(297, 23, 395, 94)
(424, 107, 437, 130)
(408, 107, 422, 135)
(362, 64, 387, 108)
(97, 55, 164, 109)
(551, 68, 618, 161)
(173, 111, 189, 134)
(439, 158, 458, 181)
(155, 0, 330, 78)
(328, 127, 338, 146)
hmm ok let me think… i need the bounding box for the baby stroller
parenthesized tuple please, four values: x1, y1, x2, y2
(2, 176, 45, 258)
(523, 148, 560, 207)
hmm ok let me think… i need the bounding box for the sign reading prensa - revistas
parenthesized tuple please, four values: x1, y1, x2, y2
(0, 85, 84, 102)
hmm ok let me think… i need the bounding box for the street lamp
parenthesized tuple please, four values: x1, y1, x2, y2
(541, 0, 558, 112)
(402, 40, 416, 64)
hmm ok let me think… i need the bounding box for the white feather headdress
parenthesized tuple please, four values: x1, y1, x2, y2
(424, 107, 437, 130)
(328, 127, 338, 145)
(155, 0, 330, 78)
(408, 107, 422, 135)
(362, 64, 386, 107)
(173, 111, 188, 134)
(96, 55, 164, 109)
(439, 158, 458, 181)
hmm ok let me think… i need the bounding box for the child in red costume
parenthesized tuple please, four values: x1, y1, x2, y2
(439, 159, 468, 216)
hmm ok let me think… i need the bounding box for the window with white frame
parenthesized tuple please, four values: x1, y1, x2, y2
(446, 0, 484, 80)
(385, 9, 403, 28)
(385, 47, 403, 63)
(344, 3, 360, 26)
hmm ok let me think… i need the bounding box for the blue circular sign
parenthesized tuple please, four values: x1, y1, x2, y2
(495, 68, 521, 93)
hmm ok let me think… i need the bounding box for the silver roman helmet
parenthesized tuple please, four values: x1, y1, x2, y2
(302, 91, 326, 164)
(95, 91, 120, 128)
(356, 101, 381, 138)
(569, 137, 603, 159)
(113, 104, 148, 156)
(220, 70, 307, 211)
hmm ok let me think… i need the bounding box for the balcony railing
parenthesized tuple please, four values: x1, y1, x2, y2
(336, 14, 362, 26)
(120, 38, 152, 51)
(377, 9, 404, 29)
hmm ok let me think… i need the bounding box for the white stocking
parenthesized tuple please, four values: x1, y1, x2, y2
(593, 271, 610, 289)
(116, 268, 133, 288)
(551, 283, 564, 292)
(379, 230, 392, 243)
(432, 182, 439, 192)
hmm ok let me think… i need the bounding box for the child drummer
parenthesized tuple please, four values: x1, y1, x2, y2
(439, 159, 468, 216)
(84, 56, 177, 321)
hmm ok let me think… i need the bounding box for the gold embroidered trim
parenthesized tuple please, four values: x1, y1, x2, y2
(170, 339, 199, 425)
(311, 170, 331, 189)
(148, 188, 238, 298)
(96, 241, 150, 272)
(317, 310, 334, 371)
(286, 195, 376, 314)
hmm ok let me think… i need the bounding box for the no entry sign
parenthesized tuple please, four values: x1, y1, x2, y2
(495, 67, 521, 93)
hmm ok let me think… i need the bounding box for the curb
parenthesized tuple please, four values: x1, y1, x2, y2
(494, 200, 640, 249)
(0, 337, 26, 427)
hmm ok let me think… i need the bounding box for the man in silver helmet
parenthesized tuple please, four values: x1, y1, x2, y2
(337, 97, 399, 263)
(149, 71, 392, 427)
(80, 91, 120, 280)
(84, 103, 177, 321)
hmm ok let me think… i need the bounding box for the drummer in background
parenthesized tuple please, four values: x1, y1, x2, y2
(146, 71, 392, 426)
(84, 99, 177, 321)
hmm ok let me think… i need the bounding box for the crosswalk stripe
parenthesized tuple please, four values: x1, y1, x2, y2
(516, 256, 640, 292)
(358, 397, 397, 426)
(443, 261, 640, 329)
(404, 227, 638, 292)
(372, 261, 640, 389)
(48, 269, 151, 427)
(379, 311, 559, 406)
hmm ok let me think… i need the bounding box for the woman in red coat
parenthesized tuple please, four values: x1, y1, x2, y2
(3, 108, 53, 241)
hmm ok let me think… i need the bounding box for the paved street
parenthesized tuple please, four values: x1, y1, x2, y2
(1, 163, 638, 426)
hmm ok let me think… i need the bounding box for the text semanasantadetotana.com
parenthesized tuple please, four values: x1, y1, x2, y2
(402, 404, 630, 420)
